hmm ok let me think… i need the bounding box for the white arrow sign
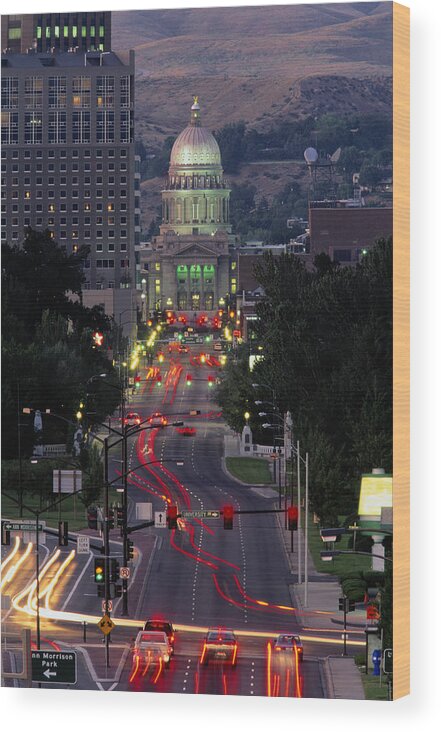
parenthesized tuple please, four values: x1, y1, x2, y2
(43, 669, 57, 678)
(154, 511, 167, 528)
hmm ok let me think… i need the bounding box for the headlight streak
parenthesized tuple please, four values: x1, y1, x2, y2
(266, 641, 272, 696)
(1, 540, 33, 591)
(1, 536, 21, 577)
(129, 655, 140, 683)
(43, 550, 76, 609)
(12, 549, 61, 616)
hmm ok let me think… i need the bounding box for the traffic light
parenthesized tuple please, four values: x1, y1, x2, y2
(287, 506, 299, 531)
(186, 374, 192, 386)
(58, 521, 69, 547)
(109, 558, 120, 583)
(108, 508, 115, 529)
(1, 521, 11, 546)
(223, 505, 234, 530)
(167, 505, 178, 529)
(113, 584, 122, 598)
(156, 374, 162, 387)
(116, 507, 123, 528)
(94, 559, 105, 584)
(126, 538, 134, 560)
(207, 375, 215, 387)
(87, 506, 98, 530)
(338, 596, 355, 612)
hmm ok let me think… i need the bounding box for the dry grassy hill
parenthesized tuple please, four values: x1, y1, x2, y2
(112, 3, 392, 228)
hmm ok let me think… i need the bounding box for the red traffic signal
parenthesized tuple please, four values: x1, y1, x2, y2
(186, 373, 192, 386)
(223, 504, 234, 530)
(287, 506, 299, 531)
(207, 375, 215, 386)
(156, 374, 162, 386)
(167, 505, 178, 530)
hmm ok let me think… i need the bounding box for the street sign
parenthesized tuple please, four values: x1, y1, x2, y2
(102, 600, 113, 613)
(4, 521, 44, 531)
(367, 604, 380, 620)
(119, 566, 130, 579)
(180, 510, 221, 519)
(98, 614, 115, 635)
(76, 535, 90, 554)
(52, 469, 82, 494)
(383, 648, 393, 673)
(31, 650, 77, 685)
(154, 511, 167, 528)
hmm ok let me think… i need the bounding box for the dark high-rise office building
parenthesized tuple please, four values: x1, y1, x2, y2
(1, 12, 112, 53)
(1, 49, 139, 300)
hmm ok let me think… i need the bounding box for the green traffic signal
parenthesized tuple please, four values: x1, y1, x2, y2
(94, 558, 105, 583)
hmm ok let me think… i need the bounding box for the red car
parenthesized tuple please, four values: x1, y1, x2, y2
(148, 412, 168, 427)
(200, 629, 238, 667)
(176, 427, 196, 437)
(124, 412, 141, 427)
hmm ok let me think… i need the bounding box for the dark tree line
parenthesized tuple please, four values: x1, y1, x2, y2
(215, 238, 392, 524)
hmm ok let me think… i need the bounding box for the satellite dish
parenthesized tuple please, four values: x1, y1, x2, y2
(304, 147, 318, 164)
(331, 147, 341, 163)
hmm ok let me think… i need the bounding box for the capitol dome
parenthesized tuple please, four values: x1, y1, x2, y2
(169, 98, 222, 170)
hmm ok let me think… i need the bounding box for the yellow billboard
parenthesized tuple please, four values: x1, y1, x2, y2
(358, 474, 393, 518)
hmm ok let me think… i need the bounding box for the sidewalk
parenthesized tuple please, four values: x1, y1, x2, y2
(275, 507, 366, 699)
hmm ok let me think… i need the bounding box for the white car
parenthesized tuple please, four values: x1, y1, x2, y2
(132, 631, 172, 668)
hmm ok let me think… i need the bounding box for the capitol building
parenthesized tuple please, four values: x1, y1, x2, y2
(140, 98, 237, 316)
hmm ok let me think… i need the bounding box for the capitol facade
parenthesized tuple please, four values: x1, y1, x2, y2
(140, 98, 237, 316)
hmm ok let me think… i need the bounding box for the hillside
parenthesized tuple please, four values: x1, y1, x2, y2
(112, 3, 393, 231)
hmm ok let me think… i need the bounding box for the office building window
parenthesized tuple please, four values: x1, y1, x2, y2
(48, 111, 67, 144)
(24, 113, 43, 144)
(1, 112, 18, 145)
(72, 111, 90, 144)
(72, 76, 91, 107)
(120, 110, 131, 143)
(48, 77, 66, 108)
(96, 76, 114, 107)
(120, 76, 131, 108)
(1, 77, 19, 109)
(25, 77, 43, 109)
(96, 111, 114, 143)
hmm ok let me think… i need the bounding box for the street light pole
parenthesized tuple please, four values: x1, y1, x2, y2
(121, 422, 129, 616)
(297, 439, 302, 585)
(304, 451, 309, 607)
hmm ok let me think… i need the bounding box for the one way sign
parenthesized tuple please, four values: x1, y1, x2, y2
(154, 511, 167, 528)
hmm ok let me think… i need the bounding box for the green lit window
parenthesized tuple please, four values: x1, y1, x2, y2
(54, 26, 60, 38)
(82, 26, 87, 38)
(72, 26, 77, 38)
(90, 26, 95, 36)
(36, 26, 42, 39)
(63, 27, 68, 38)
(231, 261, 237, 270)
(8, 28, 22, 40)
(46, 27, 51, 38)
(99, 25, 105, 37)
(177, 265, 187, 273)
(231, 278, 237, 294)
(98, 43, 104, 51)
(155, 278, 161, 297)
(155, 262, 161, 271)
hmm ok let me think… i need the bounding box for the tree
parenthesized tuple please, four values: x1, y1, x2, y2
(214, 121, 246, 173)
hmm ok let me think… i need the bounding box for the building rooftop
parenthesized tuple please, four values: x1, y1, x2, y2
(1, 50, 128, 69)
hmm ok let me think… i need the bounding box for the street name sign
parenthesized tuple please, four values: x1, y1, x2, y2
(98, 614, 115, 635)
(154, 511, 167, 528)
(31, 650, 77, 685)
(180, 510, 220, 519)
(4, 521, 44, 531)
(76, 535, 90, 554)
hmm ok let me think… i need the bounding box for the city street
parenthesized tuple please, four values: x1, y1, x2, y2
(1, 344, 365, 697)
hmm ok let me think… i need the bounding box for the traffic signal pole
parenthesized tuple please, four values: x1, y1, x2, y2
(103, 436, 111, 668)
(121, 421, 129, 616)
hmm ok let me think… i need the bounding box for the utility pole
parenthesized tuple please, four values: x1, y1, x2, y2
(121, 417, 129, 616)
(297, 439, 302, 585)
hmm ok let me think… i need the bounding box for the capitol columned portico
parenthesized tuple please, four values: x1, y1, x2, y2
(141, 98, 237, 316)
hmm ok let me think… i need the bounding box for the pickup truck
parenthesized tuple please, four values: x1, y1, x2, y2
(132, 631, 172, 668)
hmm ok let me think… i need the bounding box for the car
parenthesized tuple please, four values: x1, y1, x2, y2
(132, 630, 172, 668)
(148, 412, 168, 427)
(200, 628, 238, 667)
(213, 342, 223, 351)
(124, 412, 141, 427)
(143, 619, 175, 653)
(273, 634, 303, 661)
(178, 345, 189, 354)
(176, 427, 196, 437)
